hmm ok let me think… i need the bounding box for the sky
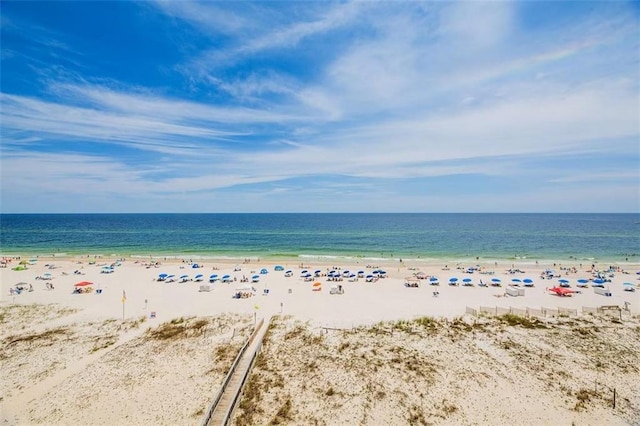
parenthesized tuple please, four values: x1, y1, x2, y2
(1, 1, 639, 213)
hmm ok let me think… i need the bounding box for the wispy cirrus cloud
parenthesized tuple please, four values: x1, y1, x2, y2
(1, 1, 638, 212)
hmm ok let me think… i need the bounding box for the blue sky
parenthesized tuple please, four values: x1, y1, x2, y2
(1, 1, 638, 213)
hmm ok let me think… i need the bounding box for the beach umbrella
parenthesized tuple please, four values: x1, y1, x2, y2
(74, 281, 93, 287)
(511, 278, 521, 283)
(491, 278, 501, 283)
(430, 277, 439, 282)
(523, 278, 533, 284)
(463, 278, 472, 285)
(180, 274, 188, 278)
(260, 268, 268, 274)
(577, 279, 589, 284)
(313, 282, 321, 287)
(159, 273, 168, 278)
(593, 278, 605, 284)
(195, 274, 203, 279)
(301, 270, 308, 275)
(449, 277, 458, 283)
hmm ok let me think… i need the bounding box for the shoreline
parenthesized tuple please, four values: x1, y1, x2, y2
(1, 251, 637, 268)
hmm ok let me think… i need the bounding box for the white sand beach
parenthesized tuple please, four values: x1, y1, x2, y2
(1, 255, 639, 425)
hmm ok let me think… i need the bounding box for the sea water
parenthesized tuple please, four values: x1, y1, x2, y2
(0, 213, 638, 263)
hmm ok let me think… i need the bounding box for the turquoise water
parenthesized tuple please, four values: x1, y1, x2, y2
(0, 213, 638, 263)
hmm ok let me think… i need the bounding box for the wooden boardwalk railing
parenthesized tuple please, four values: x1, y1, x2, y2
(201, 316, 270, 426)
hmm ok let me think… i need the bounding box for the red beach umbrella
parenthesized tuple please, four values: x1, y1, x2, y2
(74, 281, 93, 287)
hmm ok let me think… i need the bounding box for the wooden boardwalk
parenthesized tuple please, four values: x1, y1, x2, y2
(203, 316, 271, 426)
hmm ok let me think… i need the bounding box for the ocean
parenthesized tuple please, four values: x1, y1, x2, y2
(0, 213, 638, 263)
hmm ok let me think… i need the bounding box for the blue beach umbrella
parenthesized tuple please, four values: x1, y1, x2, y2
(463, 278, 472, 283)
(511, 278, 521, 283)
(491, 278, 501, 283)
(577, 279, 589, 284)
(449, 277, 458, 283)
(180, 274, 188, 279)
(159, 273, 168, 278)
(523, 278, 533, 284)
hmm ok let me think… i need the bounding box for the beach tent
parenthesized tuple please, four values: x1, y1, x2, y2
(260, 268, 268, 274)
(12, 265, 27, 271)
(73, 281, 94, 294)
